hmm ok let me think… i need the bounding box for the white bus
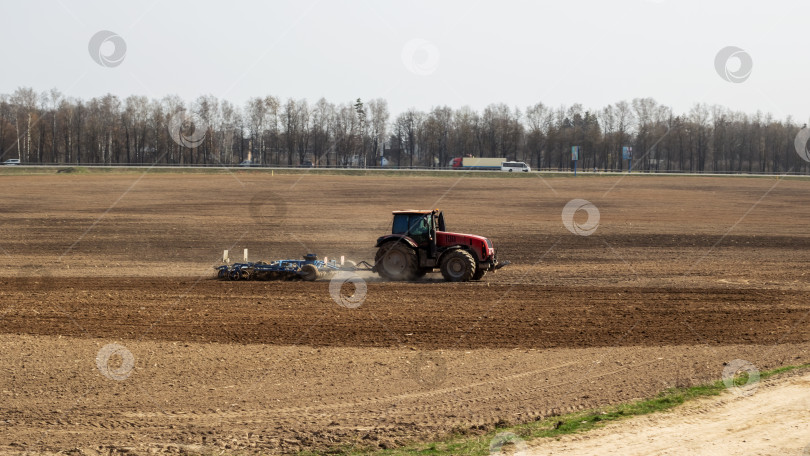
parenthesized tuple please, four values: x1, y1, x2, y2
(501, 161, 530, 172)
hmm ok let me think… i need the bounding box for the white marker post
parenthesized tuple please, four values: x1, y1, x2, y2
(244, 248, 248, 262)
(223, 250, 229, 264)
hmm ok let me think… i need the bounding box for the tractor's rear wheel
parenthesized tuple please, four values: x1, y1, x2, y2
(300, 264, 319, 282)
(472, 267, 487, 280)
(440, 250, 476, 282)
(375, 242, 418, 281)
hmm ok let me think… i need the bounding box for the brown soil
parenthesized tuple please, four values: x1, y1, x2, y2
(2, 278, 810, 349)
(1, 172, 810, 454)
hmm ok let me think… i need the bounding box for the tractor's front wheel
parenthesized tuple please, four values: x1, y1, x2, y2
(375, 242, 418, 281)
(440, 250, 476, 282)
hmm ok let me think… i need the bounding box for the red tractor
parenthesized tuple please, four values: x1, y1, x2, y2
(372, 209, 508, 282)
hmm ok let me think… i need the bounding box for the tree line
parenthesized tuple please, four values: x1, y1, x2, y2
(0, 87, 807, 173)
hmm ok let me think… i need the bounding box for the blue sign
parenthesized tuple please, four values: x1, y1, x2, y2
(622, 146, 632, 160)
(571, 146, 580, 161)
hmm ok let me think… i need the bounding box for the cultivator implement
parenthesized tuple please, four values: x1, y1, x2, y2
(215, 252, 371, 281)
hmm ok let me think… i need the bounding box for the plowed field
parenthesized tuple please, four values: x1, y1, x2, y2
(2, 171, 810, 454)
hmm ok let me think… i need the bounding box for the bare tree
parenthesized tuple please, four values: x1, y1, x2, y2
(246, 97, 267, 164)
(0, 88, 804, 174)
(296, 99, 311, 165)
(367, 98, 389, 167)
(311, 98, 334, 166)
(394, 109, 423, 167)
(11, 87, 38, 162)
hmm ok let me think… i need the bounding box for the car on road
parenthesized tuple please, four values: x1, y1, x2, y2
(2, 159, 20, 165)
(501, 161, 530, 172)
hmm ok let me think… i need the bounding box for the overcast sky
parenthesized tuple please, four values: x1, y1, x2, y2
(1, 0, 807, 121)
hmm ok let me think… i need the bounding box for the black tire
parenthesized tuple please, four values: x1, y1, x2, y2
(375, 242, 418, 281)
(508, 168, 513, 172)
(472, 267, 487, 280)
(229, 269, 241, 281)
(440, 250, 476, 282)
(300, 264, 319, 282)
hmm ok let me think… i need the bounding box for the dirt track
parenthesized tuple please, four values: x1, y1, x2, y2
(527, 371, 810, 456)
(2, 172, 810, 454)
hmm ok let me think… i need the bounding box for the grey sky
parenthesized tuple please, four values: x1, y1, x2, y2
(2, 0, 807, 121)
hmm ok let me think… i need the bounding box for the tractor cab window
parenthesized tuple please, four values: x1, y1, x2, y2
(392, 214, 410, 234)
(412, 215, 430, 236)
(392, 214, 432, 244)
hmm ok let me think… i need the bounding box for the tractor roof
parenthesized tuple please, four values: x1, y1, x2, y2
(392, 209, 439, 215)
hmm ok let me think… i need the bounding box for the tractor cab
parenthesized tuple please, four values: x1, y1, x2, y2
(374, 209, 507, 282)
(391, 210, 445, 246)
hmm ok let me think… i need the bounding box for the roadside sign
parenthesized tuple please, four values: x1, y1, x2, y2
(571, 146, 580, 161)
(622, 146, 632, 160)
